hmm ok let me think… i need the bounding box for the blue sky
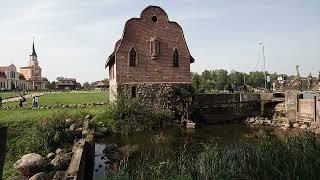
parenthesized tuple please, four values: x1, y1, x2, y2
(0, 0, 319, 83)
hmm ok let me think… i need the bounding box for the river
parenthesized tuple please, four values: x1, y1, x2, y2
(93, 123, 282, 179)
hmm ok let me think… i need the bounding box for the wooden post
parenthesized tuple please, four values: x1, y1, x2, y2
(314, 96, 317, 122)
(0, 127, 7, 179)
(296, 94, 300, 123)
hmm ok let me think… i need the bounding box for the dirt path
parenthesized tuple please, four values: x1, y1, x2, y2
(2, 92, 48, 103)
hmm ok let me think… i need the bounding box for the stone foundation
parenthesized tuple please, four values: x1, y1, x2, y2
(117, 83, 193, 110)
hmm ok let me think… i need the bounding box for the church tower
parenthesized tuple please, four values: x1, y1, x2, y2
(20, 39, 44, 90)
(28, 41, 38, 66)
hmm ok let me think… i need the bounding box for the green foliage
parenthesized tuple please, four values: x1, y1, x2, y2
(8, 110, 89, 156)
(45, 81, 56, 89)
(191, 72, 201, 90)
(247, 71, 266, 88)
(3, 91, 108, 107)
(95, 96, 173, 135)
(270, 72, 278, 82)
(228, 70, 245, 85)
(194, 134, 320, 180)
(192, 69, 280, 92)
(214, 69, 229, 90)
(82, 82, 90, 89)
(1, 107, 105, 179)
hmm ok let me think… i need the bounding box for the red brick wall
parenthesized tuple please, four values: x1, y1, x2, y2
(114, 6, 192, 85)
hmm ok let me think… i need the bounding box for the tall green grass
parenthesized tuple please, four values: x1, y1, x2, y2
(94, 96, 173, 135)
(106, 134, 320, 180)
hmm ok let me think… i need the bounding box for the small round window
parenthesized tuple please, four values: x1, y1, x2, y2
(152, 16, 157, 22)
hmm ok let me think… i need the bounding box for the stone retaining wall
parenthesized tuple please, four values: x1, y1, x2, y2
(118, 83, 192, 110)
(53, 118, 95, 180)
(193, 93, 261, 124)
(298, 99, 316, 122)
(285, 92, 319, 124)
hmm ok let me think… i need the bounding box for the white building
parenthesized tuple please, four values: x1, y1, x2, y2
(0, 64, 27, 90)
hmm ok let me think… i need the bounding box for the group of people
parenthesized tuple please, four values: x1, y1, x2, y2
(19, 95, 39, 108)
(0, 94, 40, 109)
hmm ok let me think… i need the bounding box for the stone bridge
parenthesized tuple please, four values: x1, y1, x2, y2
(193, 93, 261, 124)
(193, 92, 285, 124)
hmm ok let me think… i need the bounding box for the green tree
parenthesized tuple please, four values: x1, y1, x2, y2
(191, 72, 201, 91)
(247, 71, 265, 88)
(269, 72, 278, 82)
(201, 70, 212, 81)
(46, 81, 56, 90)
(228, 70, 245, 85)
(214, 69, 228, 90)
(82, 82, 90, 89)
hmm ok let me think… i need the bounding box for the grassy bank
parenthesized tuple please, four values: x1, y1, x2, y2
(1, 107, 106, 179)
(0, 90, 108, 179)
(106, 134, 320, 180)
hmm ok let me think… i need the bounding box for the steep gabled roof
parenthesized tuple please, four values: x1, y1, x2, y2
(105, 5, 195, 68)
(32, 41, 37, 57)
(0, 64, 16, 71)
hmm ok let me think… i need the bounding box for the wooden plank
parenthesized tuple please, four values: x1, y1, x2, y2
(315, 96, 317, 122)
(0, 127, 7, 179)
(65, 140, 85, 180)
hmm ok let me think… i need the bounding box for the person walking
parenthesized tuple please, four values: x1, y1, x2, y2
(32, 96, 35, 108)
(19, 96, 23, 108)
(32, 96, 39, 108)
(19, 96, 26, 108)
(266, 74, 271, 91)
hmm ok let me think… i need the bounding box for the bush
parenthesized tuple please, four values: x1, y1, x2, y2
(95, 96, 173, 135)
(10, 110, 89, 156)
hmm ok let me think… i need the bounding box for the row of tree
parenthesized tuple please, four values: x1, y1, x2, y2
(45, 79, 109, 90)
(192, 69, 291, 93)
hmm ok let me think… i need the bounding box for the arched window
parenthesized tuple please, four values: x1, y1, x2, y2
(173, 48, 179, 67)
(129, 47, 137, 66)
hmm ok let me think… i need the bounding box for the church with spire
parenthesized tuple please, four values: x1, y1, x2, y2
(20, 41, 45, 90)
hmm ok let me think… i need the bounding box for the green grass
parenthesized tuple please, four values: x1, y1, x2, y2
(0, 92, 21, 99)
(0, 107, 106, 179)
(107, 135, 320, 180)
(0, 91, 109, 179)
(3, 91, 109, 107)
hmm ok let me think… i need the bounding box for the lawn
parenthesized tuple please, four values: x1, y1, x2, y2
(0, 91, 109, 179)
(2, 91, 109, 107)
(0, 92, 21, 99)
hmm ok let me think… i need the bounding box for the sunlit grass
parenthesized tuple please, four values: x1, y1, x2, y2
(2, 91, 109, 107)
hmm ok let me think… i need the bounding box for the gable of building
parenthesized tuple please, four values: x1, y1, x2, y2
(106, 6, 194, 84)
(106, 6, 195, 68)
